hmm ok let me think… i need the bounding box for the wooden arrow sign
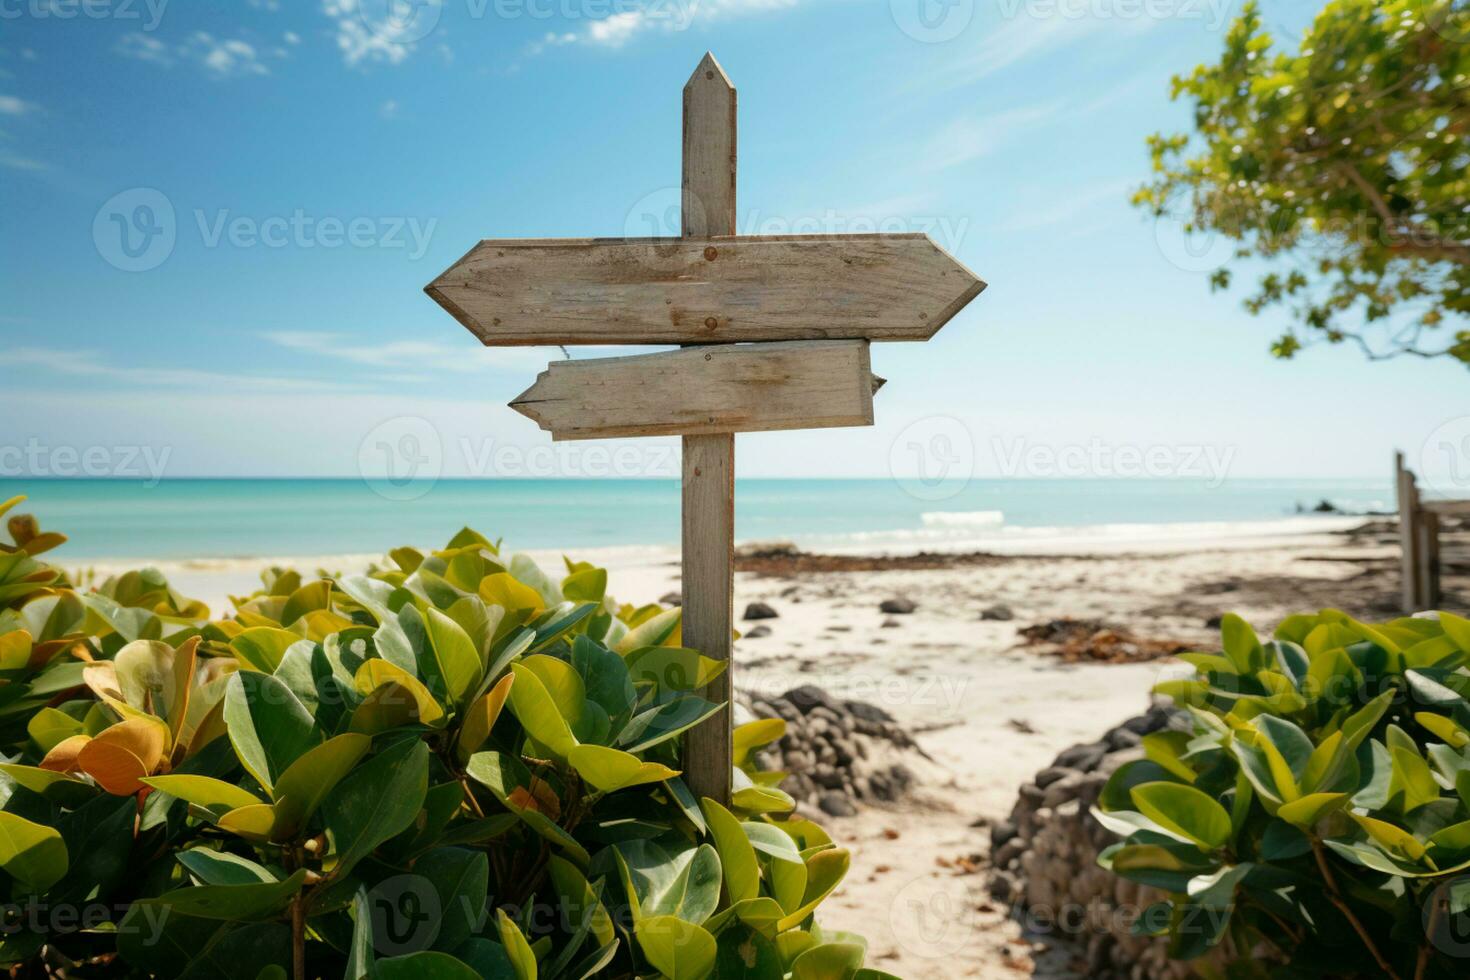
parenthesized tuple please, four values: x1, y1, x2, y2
(511, 340, 883, 440)
(426, 233, 984, 346)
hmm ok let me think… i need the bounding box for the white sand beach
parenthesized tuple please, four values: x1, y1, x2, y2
(70, 517, 1464, 979)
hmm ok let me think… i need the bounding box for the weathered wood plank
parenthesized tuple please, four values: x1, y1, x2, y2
(511, 340, 879, 440)
(1397, 451, 1419, 613)
(683, 51, 736, 239)
(424, 233, 985, 346)
(681, 52, 737, 809)
(1422, 499, 1470, 516)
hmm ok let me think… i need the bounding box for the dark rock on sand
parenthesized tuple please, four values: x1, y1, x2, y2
(743, 601, 779, 621)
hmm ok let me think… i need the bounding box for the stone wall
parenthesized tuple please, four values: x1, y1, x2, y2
(987, 703, 1228, 980)
(739, 685, 929, 817)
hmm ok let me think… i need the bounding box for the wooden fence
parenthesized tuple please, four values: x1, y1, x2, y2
(1395, 451, 1470, 612)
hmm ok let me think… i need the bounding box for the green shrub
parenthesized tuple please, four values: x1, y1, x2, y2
(0, 495, 887, 979)
(1095, 608, 1470, 979)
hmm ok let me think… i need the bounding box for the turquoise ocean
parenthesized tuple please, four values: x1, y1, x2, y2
(0, 478, 1394, 560)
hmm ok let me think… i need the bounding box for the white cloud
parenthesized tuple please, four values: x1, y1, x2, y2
(284, 31, 301, 45)
(925, 100, 1063, 171)
(996, 178, 1134, 232)
(379, 99, 399, 119)
(0, 95, 33, 115)
(532, 0, 801, 52)
(182, 32, 270, 78)
(116, 31, 274, 78)
(263, 331, 605, 375)
(3, 348, 354, 393)
(322, 0, 444, 67)
(114, 32, 173, 67)
(0, 152, 46, 172)
(926, 11, 1164, 91)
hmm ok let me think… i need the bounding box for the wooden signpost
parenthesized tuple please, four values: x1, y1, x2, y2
(426, 53, 985, 805)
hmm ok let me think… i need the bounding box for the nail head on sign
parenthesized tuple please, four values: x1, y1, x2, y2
(704, 247, 718, 261)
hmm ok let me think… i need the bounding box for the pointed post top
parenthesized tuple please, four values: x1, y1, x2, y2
(682, 52, 737, 238)
(685, 51, 734, 92)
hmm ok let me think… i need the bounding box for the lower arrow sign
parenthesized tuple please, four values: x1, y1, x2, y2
(510, 340, 884, 441)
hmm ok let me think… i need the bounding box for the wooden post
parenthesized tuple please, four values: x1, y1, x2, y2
(1421, 511, 1442, 610)
(681, 53, 737, 806)
(1397, 451, 1420, 613)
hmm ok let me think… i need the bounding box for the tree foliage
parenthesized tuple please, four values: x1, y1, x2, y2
(1135, 0, 1470, 364)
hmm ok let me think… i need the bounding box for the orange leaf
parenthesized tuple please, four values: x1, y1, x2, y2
(39, 734, 90, 774)
(77, 719, 167, 795)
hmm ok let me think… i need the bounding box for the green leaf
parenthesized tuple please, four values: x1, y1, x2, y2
(415, 847, 489, 953)
(151, 870, 308, 921)
(635, 915, 715, 980)
(177, 848, 277, 886)
(346, 887, 376, 980)
(142, 775, 264, 822)
(223, 671, 319, 793)
(0, 811, 68, 893)
(323, 738, 429, 878)
(270, 732, 370, 840)
(1276, 792, 1350, 830)
(701, 798, 760, 903)
(715, 924, 783, 979)
(618, 696, 722, 754)
(568, 744, 679, 792)
(1129, 782, 1232, 851)
(496, 909, 538, 980)
(425, 607, 484, 709)
(507, 662, 577, 759)
(791, 943, 864, 980)
(613, 839, 723, 925)
(1219, 614, 1262, 672)
(777, 849, 850, 932)
(229, 628, 303, 673)
(377, 952, 485, 980)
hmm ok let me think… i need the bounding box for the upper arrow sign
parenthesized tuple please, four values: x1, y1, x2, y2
(425, 232, 984, 346)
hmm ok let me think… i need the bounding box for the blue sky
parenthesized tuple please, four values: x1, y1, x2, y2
(1, 0, 1465, 484)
